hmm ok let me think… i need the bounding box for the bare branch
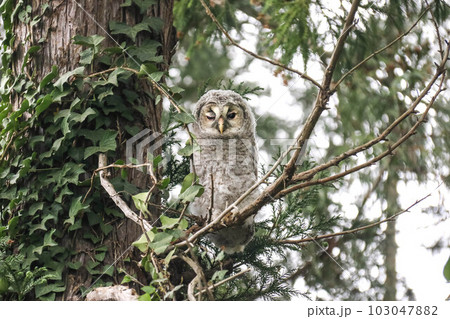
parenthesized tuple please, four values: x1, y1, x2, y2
(198, 0, 323, 90)
(334, 7, 430, 88)
(280, 49, 448, 196)
(207, 173, 214, 224)
(324, 0, 361, 87)
(194, 268, 251, 298)
(179, 252, 214, 300)
(282, 0, 361, 180)
(279, 190, 434, 245)
(83, 161, 155, 203)
(187, 276, 199, 301)
(98, 153, 152, 231)
(425, 0, 444, 59)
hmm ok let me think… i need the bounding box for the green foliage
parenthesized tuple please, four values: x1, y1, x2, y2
(444, 256, 450, 282)
(259, 0, 313, 66)
(2, 0, 449, 302)
(0, 0, 196, 300)
(0, 234, 51, 300)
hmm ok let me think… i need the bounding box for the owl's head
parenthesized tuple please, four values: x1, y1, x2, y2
(193, 90, 255, 138)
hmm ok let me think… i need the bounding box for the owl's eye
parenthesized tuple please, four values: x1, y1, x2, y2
(227, 112, 237, 120)
(205, 112, 216, 120)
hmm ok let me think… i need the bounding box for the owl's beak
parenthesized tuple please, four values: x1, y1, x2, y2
(218, 117, 225, 134)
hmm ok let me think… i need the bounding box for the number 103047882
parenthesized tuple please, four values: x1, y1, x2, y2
(368, 305, 438, 316)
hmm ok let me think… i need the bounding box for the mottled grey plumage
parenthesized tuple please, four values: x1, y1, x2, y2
(191, 90, 259, 254)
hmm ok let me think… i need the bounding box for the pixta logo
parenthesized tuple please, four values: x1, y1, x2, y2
(125, 129, 169, 173)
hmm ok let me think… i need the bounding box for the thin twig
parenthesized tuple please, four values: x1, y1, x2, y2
(279, 190, 434, 245)
(425, 0, 444, 59)
(334, 7, 429, 88)
(86, 67, 116, 78)
(0, 126, 30, 163)
(194, 268, 251, 298)
(198, 0, 323, 90)
(207, 173, 214, 224)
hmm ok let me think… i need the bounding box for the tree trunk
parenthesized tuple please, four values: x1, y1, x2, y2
(11, 0, 176, 300)
(383, 174, 399, 301)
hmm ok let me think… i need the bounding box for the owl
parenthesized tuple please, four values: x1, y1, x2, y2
(191, 90, 259, 254)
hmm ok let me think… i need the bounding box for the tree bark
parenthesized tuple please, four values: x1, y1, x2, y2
(12, 0, 176, 300)
(383, 173, 399, 301)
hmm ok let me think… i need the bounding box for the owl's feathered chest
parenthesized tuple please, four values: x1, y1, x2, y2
(192, 137, 258, 215)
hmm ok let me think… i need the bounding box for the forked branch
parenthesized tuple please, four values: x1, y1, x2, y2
(98, 153, 152, 231)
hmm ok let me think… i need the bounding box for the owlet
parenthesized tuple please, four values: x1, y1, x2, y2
(191, 90, 259, 254)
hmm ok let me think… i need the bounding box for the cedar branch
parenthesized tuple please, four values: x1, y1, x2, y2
(198, 0, 323, 90)
(334, 7, 430, 89)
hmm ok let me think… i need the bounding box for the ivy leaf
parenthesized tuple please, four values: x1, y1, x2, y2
(22, 45, 40, 72)
(64, 196, 88, 226)
(164, 248, 176, 266)
(53, 66, 85, 91)
(8, 216, 19, 237)
(97, 86, 114, 101)
(109, 21, 150, 42)
(132, 192, 150, 215)
(128, 39, 161, 62)
(133, 0, 157, 14)
(159, 216, 179, 230)
(68, 261, 82, 270)
(70, 107, 96, 123)
(148, 71, 164, 82)
(33, 229, 58, 255)
(50, 87, 71, 103)
(35, 283, 66, 299)
(120, 0, 132, 7)
(138, 63, 158, 76)
(79, 48, 94, 65)
(132, 230, 155, 253)
(211, 270, 228, 282)
(158, 177, 170, 190)
(180, 173, 196, 194)
(73, 34, 105, 50)
(84, 130, 118, 159)
(95, 251, 106, 262)
(34, 94, 53, 118)
(178, 143, 199, 157)
(173, 112, 196, 124)
(179, 185, 204, 203)
(141, 285, 156, 295)
(444, 256, 450, 282)
(28, 202, 44, 216)
(149, 232, 173, 255)
(178, 218, 188, 230)
(121, 275, 132, 284)
(39, 65, 58, 91)
(142, 16, 164, 32)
